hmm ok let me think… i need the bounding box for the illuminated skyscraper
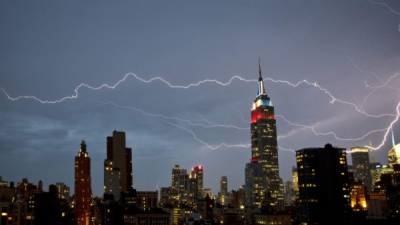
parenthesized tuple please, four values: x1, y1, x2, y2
(250, 61, 283, 210)
(104, 130, 133, 200)
(351, 146, 373, 191)
(74, 140, 92, 225)
(388, 129, 400, 167)
(190, 165, 204, 198)
(219, 176, 228, 206)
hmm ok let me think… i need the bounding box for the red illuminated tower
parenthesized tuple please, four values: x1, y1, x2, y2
(250, 61, 283, 210)
(74, 140, 92, 225)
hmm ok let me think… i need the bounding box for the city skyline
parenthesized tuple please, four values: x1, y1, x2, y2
(1, 0, 400, 197)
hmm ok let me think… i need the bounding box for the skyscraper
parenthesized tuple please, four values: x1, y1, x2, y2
(351, 146, 373, 191)
(220, 176, 228, 196)
(74, 140, 92, 225)
(219, 176, 228, 206)
(295, 144, 351, 225)
(190, 165, 204, 198)
(104, 130, 133, 200)
(388, 129, 400, 167)
(250, 61, 283, 210)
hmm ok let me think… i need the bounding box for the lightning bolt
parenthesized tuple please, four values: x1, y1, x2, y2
(369, 0, 400, 17)
(2, 72, 395, 119)
(276, 115, 388, 142)
(96, 101, 248, 130)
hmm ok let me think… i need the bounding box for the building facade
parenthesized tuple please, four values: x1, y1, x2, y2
(104, 130, 133, 200)
(75, 140, 92, 225)
(351, 146, 373, 191)
(295, 144, 351, 225)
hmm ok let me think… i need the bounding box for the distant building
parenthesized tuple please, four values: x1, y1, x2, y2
(291, 167, 299, 200)
(190, 165, 204, 200)
(283, 180, 295, 207)
(104, 130, 133, 200)
(350, 182, 368, 212)
(370, 163, 393, 189)
(218, 176, 228, 206)
(159, 187, 172, 207)
(295, 144, 351, 225)
(33, 184, 72, 225)
(388, 129, 400, 167)
(75, 140, 92, 225)
(253, 213, 292, 225)
(55, 182, 70, 200)
(351, 146, 373, 191)
(137, 191, 158, 211)
(245, 159, 266, 208)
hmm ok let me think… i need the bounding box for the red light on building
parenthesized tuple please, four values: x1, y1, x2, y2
(251, 156, 259, 162)
(251, 109, 275, 124)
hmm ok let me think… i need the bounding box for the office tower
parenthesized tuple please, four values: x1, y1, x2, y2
(250, 61, 283, 210)
(295, 144, 351, 225)
(245, 159, 267, 208)
(55, 182, 70, 200)
(159, 187, 172, 207)
(370, 163, 393, 189)
(388, 129, 400, 167)
(283, 180, 295, 207)
(75, 140, 92, 225)
(292, 167, 299, 200)
(104, 130, 133, 200)
(171, 164, 188, 203)
(219, 176, 228, 206)
(350, 182, 368, 212)
(171, 164, 181, 198)
(220, 176, 228, 195)
(351, 146, 373, 191)
(190, 165, 204, 198)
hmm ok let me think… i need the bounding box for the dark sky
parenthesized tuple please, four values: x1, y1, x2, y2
(1, 0, 400, 196)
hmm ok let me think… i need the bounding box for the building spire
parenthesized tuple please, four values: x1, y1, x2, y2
(257, 58, 266, 95)
(258, 57, 263, 81)
(80, 140, 87, 152)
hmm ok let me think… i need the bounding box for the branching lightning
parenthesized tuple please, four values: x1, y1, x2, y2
(2, 72, 395, 119)
(369, 0, 400, 17)
(2, 70, 400, 151)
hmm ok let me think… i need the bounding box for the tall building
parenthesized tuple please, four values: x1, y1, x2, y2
(190, 165, 204, 198)
(171, 164, 187, 203)
(55, 182, 70, 200)
(104, 130, 133, 200)
(219, 176, 228, 206)
(388, 129, 400, 167)
(250, 62, 283, 210)
(220, 176, 228, 195)
(351, 146, 373, 191)
(295, 144, 351, 225)
(75, 140, 92, 225)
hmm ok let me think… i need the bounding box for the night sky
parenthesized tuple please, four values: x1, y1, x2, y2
(1, 0, 400, 196)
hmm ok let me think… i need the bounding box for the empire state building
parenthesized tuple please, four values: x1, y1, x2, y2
(250, 61, 283, 210)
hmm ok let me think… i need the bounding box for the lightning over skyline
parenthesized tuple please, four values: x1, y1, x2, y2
(1, 0, 400, 196)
